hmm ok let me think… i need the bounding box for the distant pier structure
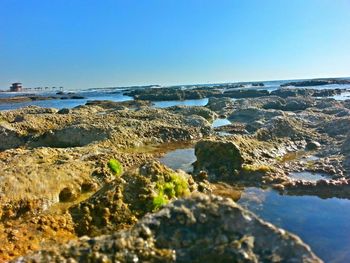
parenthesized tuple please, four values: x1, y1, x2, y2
(10, 83, 23, 92)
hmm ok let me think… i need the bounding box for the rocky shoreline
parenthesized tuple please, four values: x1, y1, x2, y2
(280, 78, 350, 87)
(1, 90, 350, 262)
(124, 86, 346, 101)
(0, 94, 85, 104)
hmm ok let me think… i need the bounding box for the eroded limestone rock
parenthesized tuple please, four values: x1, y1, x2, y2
(193, 140, 243, 179)
(69, 161, 197, 237)
(14, 194, 322, 263)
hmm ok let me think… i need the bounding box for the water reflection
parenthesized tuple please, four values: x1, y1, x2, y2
(288, 171, 329, 182)
(331, 91, 350, 101)
(158, 148, 196, 173)
(212, 118, 231, 128)
(237, 187, 350, 263)
(0, 92, 132, 111)
(152, 98, 209, 108)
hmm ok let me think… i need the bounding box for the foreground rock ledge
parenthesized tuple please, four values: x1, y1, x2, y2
(14, 194, 321, 263)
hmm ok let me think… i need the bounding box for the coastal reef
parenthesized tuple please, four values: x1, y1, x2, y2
(1, 88, 350, 262)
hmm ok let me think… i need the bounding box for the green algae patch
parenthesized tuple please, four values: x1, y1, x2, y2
(70, 161, 197, 237)
(150, 173, 190, 212)
(108, 159, 123, 176)
(152, 192, 169, 211)
(242, 164, 274, 173)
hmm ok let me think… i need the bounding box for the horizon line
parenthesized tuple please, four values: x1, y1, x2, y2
(1, 75, 349, 91)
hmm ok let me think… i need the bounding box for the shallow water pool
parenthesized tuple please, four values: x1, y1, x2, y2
(152, 98, 209, 108)
(0, 92, 133, 111)
(212, 118, 231, 128)
(237, 187, 350, 263)
(288, 171, 329, 182)
(158, 148, 196, 173)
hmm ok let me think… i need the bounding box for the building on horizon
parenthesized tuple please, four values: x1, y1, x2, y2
(10, 83, 23, 92)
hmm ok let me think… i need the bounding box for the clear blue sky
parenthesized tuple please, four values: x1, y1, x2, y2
(0, 0, 349, 89)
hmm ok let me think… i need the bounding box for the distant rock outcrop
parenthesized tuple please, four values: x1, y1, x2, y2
(280, 79, 350, 87)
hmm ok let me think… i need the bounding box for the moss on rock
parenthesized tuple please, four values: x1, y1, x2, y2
(70, 161, 194, 236)
(107, 158, 123, 176)
(193, 140, 243, 180)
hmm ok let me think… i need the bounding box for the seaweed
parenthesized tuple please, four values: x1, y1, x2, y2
(150, 173, 190, 211)
(107, 159, 123, 176)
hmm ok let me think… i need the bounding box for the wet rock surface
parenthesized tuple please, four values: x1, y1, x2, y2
(206, 97, 235, 116)
(2, 90, 350, 262)
(167, 105, 217, 122)
(271, 87, 343, 97)
(214, 122, 248, 135)
(13, 194, 321, 263)
(124, 85, 347, 102)
(0, 94, 86, 104)
(125, 87, 222, 101)
(0, 213, 76, 261)
(223, 89, 270, 98)
(280, 78, 350, 87)
(0, 103, 214, 235)
(0, 103, 212, 151)
(85, 99, 151, 109)
(193, 135, 296, 187)
(69, 161, 198, 237)
(193, 140, 243, 179)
